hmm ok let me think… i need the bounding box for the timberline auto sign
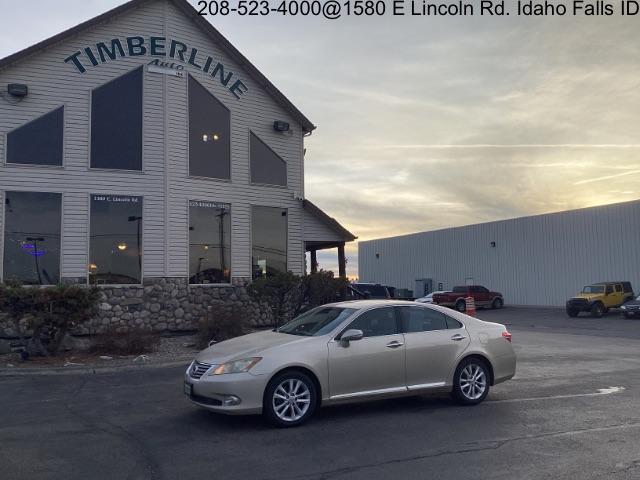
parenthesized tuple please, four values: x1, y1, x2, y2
(64, 36, 249, 99)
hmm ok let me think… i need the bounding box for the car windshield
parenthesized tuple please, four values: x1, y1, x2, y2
(277, 307, 357, 337)
(582, 285, 605, 294)
(353, 284, 387, 297)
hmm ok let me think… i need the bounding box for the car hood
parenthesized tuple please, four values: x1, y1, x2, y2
(572, 293, 602, 301)
(195, 330, 311, 365)
(624, 300, 640, 307)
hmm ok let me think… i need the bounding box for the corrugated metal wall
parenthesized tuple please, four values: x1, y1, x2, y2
(359, 200, 640, 306)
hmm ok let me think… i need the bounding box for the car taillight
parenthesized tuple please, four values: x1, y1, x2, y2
(502, 331, 512, 342)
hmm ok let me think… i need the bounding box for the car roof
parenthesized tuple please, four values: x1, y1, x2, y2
(328, 300, 420, 309)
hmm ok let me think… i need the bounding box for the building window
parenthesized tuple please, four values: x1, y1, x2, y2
(252, 206, 287, 279)
(188, 75, 231, 179)
(3, 191, 61, 285)
(7, 107, 64, 167)
(250, 132, 287, 186)
(189, 201, 231, 284)
(91, 67, 143, 170)
(89, 195, 142, 285)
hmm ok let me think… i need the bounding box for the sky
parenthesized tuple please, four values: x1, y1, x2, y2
(2, 1, 639, 279)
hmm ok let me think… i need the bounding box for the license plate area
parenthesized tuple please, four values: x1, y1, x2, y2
(184, 382, 193, 396)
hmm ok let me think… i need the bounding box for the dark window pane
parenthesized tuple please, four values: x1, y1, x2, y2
(250, 132, 287, 186)
(89, 195, 142, 285)
(445, 316, 463, 330)
(252, 206, 287, 278)
(347, 307, 398, 338)
(91, 67, 143, 170)
(3, 191, 61, 285)
(7, 107, 64, 166)
(453, 286, 467, 293)
(401, 307, 448, 333)
(189, 201, 231, 284)
(189, 75, 230, 179)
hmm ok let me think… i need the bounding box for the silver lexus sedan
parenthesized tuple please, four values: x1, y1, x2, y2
(184, 300, 516, 427)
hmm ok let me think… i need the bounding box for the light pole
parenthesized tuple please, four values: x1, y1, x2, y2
(26, 237, 45, 285)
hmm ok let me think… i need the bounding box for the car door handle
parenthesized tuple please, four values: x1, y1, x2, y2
(451, 334, 467, 342)
(386, 341, 404, 349)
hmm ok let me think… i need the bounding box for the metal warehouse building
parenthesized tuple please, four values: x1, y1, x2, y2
(358, 200, 640, 307)
(0, 0, 355, 331)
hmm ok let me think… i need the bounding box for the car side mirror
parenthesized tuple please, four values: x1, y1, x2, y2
(340, 329, 364, 347)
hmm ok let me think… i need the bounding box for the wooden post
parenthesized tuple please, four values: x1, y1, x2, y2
(338, 243, 346, 279)
(310, 250, 318, 274)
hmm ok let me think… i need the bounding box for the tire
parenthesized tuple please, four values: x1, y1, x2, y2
(566, 308, 579, 318)
(590, 302, 604, 318)
(456, 300, 466, 312)
(623, 313, 631, 319)
(491, 297, 504, 309)
(452, 358, 490, 405)
(263, 371, 317, 428)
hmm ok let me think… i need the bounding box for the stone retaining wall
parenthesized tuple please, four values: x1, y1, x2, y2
(0, 277, 274, 338)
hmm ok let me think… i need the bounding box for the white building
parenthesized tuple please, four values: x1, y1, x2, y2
(358, 200, 640, 306)
(0, 0, 355, 329)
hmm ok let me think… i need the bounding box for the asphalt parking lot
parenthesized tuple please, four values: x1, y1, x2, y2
(1, 307, 640, 480)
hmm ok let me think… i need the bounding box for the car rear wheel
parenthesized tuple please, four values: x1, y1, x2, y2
(456, 300, 466, 312)
(264, 371, 317, 428)
(590, 302, 604, 318)
(491, 297, 503, 309)
(452, 358, 490, 405)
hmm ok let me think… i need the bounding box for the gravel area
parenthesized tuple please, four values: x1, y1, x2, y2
(0, 334, 201, 372)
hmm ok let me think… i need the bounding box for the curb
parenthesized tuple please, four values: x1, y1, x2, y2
(0, 356, 194, 377)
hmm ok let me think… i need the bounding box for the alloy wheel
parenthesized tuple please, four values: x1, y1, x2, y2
(272, 378, 312, 422)
(459, 364, 487, 400)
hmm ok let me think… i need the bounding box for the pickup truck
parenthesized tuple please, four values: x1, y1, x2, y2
(432, 285, 504, 312)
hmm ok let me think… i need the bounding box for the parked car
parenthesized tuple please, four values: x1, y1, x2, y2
(432, 286, 504, 312)
(415, 291, 449, 304)
(566, 282, 635, 318)
(184, 300, 516, 427)
(350, 283, 393, 299)
(620, 294, 640, 319)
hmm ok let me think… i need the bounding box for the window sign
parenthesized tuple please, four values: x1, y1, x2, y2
(89, 195, 143, 285)
(3, 191, 61, 285)
(252, 206, 287, 279)
(189, 201, 231, 284)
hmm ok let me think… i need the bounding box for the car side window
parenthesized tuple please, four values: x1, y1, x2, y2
(445, 316, 463, 330)
(347, 307, 398, 338)
(400, 307, 448, 333)
(606, 285, 614, 295)
(615, 285, 622, 293)
(479, 287, 489, 293)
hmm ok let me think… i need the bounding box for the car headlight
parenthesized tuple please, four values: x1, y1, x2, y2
(208, 357, 262, 375)
(621, 305, 627, 310)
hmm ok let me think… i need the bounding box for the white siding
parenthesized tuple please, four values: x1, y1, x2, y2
(359, 200, 640, 306)
(0, 0, 307, 282)
(303, 211, 344, 243)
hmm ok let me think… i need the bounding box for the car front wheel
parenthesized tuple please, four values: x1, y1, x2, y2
(452, 358, 490, 405)
(264, 371, 317, 428)
(566, 308, 579, 318)
(590, 303, 604, 318)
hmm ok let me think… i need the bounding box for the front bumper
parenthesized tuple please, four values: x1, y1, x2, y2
(622, 307, 640, 317)
(566, 299, 591, 312)
(184, 364, 268, 415)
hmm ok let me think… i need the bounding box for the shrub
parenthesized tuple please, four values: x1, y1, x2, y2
(0, 283, 101, 356)
(90, 327, 160, 355)
(302, 271, 349, 310)
(197, 303, 251, 349)
(248, 272, 304, 327)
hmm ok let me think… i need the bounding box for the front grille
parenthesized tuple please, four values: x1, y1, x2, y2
(568, 298, 588, 306)
(189, 361, 213, 380)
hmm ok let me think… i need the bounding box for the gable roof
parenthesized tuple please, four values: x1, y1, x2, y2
(0, 0, 316, 133)
(303, 200, 357, 242)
